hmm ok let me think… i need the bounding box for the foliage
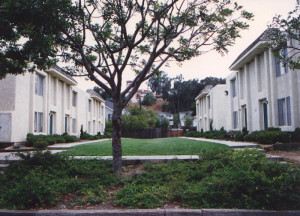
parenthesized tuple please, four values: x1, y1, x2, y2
(141, 92, 157, 106)
(62, 134, 79, 143)
(161, 118, 170, 128)
(122, 106, 158, 131)
(25, 133, 75, 148)
(291, 127, 300, 142)
(0, 151, 119, 209)
(115, 149, 300, 210)
(184, 113, 193, 127)
(185, 127, 295, 144)
(268, 3, 300, 69)
(173, 113, 179, 128)
(152, 76, 226, 113)
(93, 86, 111, 101)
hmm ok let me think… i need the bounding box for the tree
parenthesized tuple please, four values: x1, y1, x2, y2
(122, 105, 158, 130)
(268, 2, 300, 69)
(148, 72, 172, 99)
(93, 86, 111, 101)
(184, 113, 193, 127)
(142, 92, 157, 106)
(161, 117, 170, 128)
(0, 0, 252, 173)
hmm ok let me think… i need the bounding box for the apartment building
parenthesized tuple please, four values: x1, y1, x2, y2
(196, 29, 300, 133)
(227, 29, 300, 132)
(195, 85, 229, 132)
(0, 66, 105, 144)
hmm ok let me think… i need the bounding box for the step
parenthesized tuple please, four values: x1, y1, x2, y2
(0, 164, 9, 170)
(234, 148, 265, 152)
(266, 154, 284, 162)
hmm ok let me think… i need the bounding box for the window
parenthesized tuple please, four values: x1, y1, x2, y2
(233, 111, 238, 129)
(88, 100, 92, 112)
(34, 112, 43, 132)
(207, 96, 210, 109)
(275, 56, 281, 77)
(108, 114, 112, 120)
(72, 91, 77, 107)
(278, 96, 292, 126)
(72, 118, 77, 133)
(231, 79, 236, 97)
(283, 48, 289, 73)
(35, 74, 43, 96)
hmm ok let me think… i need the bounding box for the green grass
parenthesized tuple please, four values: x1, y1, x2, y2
(60, 137, 230, 156)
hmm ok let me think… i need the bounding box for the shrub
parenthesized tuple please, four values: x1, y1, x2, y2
(291, 128, 300, 142)
(266, 127, 281, 132)
(63, 134, 78, 143)
(52, 134, 65, 143)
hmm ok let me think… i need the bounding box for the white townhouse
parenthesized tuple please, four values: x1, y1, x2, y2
(227, 29, 300, 132)
(195, 84, 229, 132)
(196, 29, 300, 133)
(0, 66, 105, 144)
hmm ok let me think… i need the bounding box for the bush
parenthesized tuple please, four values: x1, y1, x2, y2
(33, 140, 49, 150)
(245, 131, 289, 144)
(62, 134, 78, 143)
(52, 134, 65, 143)
(291, 128, 300, 142)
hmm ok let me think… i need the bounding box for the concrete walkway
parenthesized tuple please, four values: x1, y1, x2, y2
(48, 138, 111, 149)
(181, 137, 260, 148)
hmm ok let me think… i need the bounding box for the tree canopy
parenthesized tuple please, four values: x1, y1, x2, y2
(268, 3, 300, 69)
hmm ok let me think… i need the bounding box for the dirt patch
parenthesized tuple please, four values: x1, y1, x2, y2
(122, 164, 145, 178)
(269, 149, 300, 164)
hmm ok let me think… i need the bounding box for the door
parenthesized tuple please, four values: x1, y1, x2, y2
(0, 114, 11, 142)
(49, 113, 54, 135)
(263, 102, 268, 129)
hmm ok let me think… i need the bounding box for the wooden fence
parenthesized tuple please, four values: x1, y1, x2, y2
(122, 128, 168, 139)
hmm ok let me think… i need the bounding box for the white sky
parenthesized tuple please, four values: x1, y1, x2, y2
(75, 0, 297, 91)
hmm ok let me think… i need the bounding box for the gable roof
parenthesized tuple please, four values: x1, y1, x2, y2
(230, 28, 277, 70)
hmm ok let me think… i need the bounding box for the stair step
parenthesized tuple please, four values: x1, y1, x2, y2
(0, 164, 9, 171)
(266, 154, 284, 162)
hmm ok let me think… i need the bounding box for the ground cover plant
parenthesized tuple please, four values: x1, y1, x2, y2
(0, 149, 299, 210)
(60, 138, 230, 156)
(115, 149, 300, 210)
(0, 151, 119, 209)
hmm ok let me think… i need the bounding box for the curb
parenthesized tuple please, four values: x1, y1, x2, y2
(0, 209, 299, 216)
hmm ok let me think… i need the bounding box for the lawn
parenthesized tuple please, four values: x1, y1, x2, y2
(60, 137, 230, 156)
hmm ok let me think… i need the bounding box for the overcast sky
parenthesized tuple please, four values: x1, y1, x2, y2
(76, 0, 297, 91)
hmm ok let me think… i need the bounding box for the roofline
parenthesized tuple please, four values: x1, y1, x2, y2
(47, 66, 78, 86)
(229, 29, 275, 70)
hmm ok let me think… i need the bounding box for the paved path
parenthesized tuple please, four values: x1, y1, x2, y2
(48, 138, 111, 149)
(181, 137, 259, 148)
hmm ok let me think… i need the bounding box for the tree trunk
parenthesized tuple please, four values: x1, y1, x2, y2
(112, 102, 123, 174)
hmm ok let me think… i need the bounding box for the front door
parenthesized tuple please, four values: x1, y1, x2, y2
(263, 102, 268, 129)
(0, 114, 11, 142)
(49, 113, 54, 135)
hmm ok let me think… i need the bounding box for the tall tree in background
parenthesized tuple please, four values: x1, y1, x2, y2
(268, 2, 300, 69)
(0, 0, 252, 173)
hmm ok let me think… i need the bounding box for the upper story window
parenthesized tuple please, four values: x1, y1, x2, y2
(207, 96, 211, 109)
(275, 48, 289, 77)
(72, 91, 77, 107)
(231, 79, 236, 97)
(35, 74, 43, 96)
(88, 100, 92, 112)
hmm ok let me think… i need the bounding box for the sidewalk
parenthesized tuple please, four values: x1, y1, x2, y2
(181, 137, 259, 148)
